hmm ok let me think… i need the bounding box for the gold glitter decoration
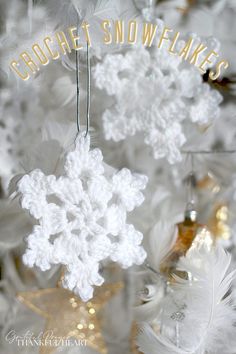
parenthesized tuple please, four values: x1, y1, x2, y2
(209, 204, 231, 240)
(17, 282, 123, 354)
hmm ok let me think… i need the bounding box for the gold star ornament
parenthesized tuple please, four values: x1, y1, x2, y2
(17, 282, 123, 354)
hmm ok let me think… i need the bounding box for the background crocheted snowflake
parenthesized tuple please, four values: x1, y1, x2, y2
(0, 80, 45, 184)
(17, 133, 147, 301)
(93, 45, 223, 164)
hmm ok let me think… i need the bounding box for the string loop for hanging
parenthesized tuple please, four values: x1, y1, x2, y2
(75, 50, 80, 133)
(85, 42, 91, 137)
(75, 42, 91, 137)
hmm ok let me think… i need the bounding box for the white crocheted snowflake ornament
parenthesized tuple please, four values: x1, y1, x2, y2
(93, 46, 223, 164)
(17, 133, 147, 301)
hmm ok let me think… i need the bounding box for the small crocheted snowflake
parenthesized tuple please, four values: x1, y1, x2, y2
(17, 133, 147, 301)
(93, 46, 223, 164)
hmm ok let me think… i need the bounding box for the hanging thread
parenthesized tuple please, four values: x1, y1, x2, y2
(75, 43, 91, 137)
(75, 50, 80, 133)
(85, 42, 91, 137)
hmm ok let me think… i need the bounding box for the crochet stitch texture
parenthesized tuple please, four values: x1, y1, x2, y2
(93, 46, 222, 164)
(17, 133, 147, 301)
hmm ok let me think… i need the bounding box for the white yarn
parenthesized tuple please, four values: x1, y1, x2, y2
(93, 45, 223, 164)
(17, 132, 147, 301)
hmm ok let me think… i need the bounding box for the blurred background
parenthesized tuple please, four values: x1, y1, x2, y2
(0, 1, 236, 353)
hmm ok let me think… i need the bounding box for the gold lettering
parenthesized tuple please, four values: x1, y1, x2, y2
(209, 60, 229, 81)
(10, 60, 30, 81)
(142, 23, 157, 47)
(81, 22, 91, 46)
(44, 37, 60, 60)
(101, 20, 112, 44)
(128, 20, 138, 44)
(68, 26, 82, 50)
(115, 20, 124, 44)
(199, 50, 219, 73)
(178, 37, 193, 60)
(169, 31, 180, 55)
(189, 43, 207, 65)
(56, 31, 71, 55)
(158, 27, 172, 49)
(32, 43, 49, 65)
(20, 51, 39, 73)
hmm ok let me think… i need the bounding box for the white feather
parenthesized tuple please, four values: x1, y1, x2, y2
(51, 76, 85, 107)
(134, 283, 165, 322)
(137, 323, 188, 354)
(176, 245, 236, 354)
(148, 221, 178, 271)
(137, 245, 236, 354)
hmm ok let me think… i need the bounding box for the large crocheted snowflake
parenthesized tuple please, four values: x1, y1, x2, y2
(93, 45, 223, 164)
(17, 133, 147, 301)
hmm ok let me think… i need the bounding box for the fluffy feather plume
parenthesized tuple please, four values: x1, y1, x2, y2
(138, 323, 186, 354)
(176, 245, 236, 353)
(148, 221, 178, 271)
(137, 245, 236, 354)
